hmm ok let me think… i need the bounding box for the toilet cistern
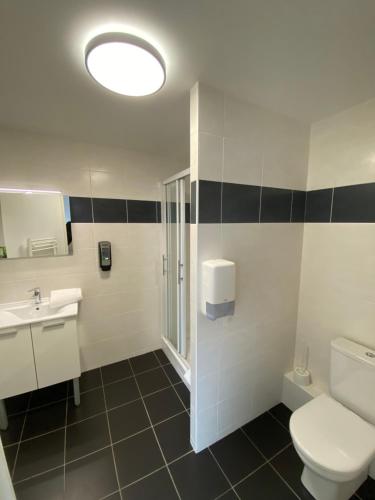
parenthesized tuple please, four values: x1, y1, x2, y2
(28, 287, 41, 305)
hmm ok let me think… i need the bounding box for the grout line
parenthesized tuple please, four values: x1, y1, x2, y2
(155, 353, 189, 412)
(11, 392, 31, 479)
(267, 410, 290, 433)
(99, 490, 121, 500)
(239, 429, 300, 498)
(129, 357, 182, 500)
(208, 447, 240, 499)
(103, 362, 172, 390)
(63, 383, 69, 493)
(64, 444, 112, 467)
(329, 188, 335, 222)
(152, 409, 188, 428)
(290, 190, 294, 223)
(167, 449, 194, 466)
(12, 464, 65, 486)
(214, 488, 236, 500)
(121, 464, 166, 490)
(99, 367, 124, 500)
(8, 393, 69, 417)
(258, 185, 263, 223)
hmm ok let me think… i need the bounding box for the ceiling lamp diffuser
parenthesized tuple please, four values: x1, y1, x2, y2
(85, 33, 166, 96)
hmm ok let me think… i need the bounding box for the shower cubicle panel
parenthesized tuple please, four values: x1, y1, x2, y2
(162, 169, 190, 363)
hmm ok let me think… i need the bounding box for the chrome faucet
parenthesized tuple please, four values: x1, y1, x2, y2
(28, 287, 42, 305)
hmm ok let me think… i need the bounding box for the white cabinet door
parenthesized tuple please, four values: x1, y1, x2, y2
(0, 325, 38, 399)
(31, 318, 81, 389)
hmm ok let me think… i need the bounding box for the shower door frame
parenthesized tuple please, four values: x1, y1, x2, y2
(162, 168, 190, 369)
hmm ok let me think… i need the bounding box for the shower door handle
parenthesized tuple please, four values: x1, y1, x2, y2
(178, 260, 184, 284)
(162, 255, 168, 275)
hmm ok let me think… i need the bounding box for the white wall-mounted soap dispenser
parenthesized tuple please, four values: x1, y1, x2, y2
(202, 259, 235, 320)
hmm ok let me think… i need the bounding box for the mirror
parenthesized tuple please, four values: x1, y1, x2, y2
(0, 190, 72, 259)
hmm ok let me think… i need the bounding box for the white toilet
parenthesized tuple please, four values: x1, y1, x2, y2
(290, 338, 375, 500)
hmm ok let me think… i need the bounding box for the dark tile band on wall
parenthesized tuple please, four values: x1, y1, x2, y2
(69, 181, 375, 225)
(195, 179, 375, 224)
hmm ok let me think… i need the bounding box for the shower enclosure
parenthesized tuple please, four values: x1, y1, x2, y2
(162, 169, 190, 384)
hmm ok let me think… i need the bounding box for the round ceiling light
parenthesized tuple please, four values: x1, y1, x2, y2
(85, 33, 166, 96)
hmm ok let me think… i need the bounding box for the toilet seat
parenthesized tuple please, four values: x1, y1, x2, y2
(290, 394, 375, 482)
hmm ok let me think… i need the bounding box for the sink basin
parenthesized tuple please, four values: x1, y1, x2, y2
(0, 299, 78, 329)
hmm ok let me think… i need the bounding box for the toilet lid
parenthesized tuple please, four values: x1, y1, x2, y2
(290, 394, 375, 481)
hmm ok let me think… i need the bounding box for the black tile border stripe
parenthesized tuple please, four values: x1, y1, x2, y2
(68, 181, 375, 224)
(194, 180, 375, 224)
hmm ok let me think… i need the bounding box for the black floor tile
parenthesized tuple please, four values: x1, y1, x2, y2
(163, 364, 182, 384)
(154, 412, 192, 462)
(136, 367, 171, 396)
(67, 387, 105, 425)
(154, 349, 170, 366)
(65, 447, 118, 500)
(4, 444, 17, 473)
(14, 466, 65, 500)
(269, 403, 292, 430)
(0, 412, 25, 445)
(174, 383, 190, 409)
(357, 477, 375, 500)
(169, 449, 229, 500)
(235, 463, 297, 500)
(13, 429, 64, 482)
(124, 467, 179, 500)
(242, 412, 291, 458)
(130, 352, 160, 374)
(29, 382, 67, 409)
(104, 377, 140, 410)
(105, 494, 121, 500)
(101, 360, 132, 385)
(108, 399, 150, 442)
(114, 428, 164, 487)
(66, 413, 110, 462)
(271, 445, 313, 500)
(144, 387, 184, 425)
(22, 401, 66, 440)
(78, 368, 102, 392)
(210, 430, 265, 485)
(5, 393, 30, 415)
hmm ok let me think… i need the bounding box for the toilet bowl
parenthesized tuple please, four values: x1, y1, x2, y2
(290, 338, 375, 500)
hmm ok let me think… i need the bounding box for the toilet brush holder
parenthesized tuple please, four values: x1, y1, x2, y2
(293, 367, 311, 387)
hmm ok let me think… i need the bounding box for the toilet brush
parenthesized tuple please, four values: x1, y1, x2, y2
(293, 344, 312, 386)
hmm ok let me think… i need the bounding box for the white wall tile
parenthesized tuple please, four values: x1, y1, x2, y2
(198, 132, 223, 182)
(296, 224, 375, 391)
(191, 82, 309, 452)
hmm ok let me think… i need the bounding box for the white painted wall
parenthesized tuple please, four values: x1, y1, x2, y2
(0, 127, 181, 371)
(190, 83, 310, 451)
(296, 99, 375, 391)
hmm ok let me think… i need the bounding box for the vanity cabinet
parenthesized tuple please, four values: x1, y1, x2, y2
(0, 325, 38, 399)
(0, 318, 80, 399)
(31, 318, 81, 389)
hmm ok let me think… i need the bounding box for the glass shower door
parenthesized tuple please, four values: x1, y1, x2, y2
(165, 181, 179, 351)
(163, 175, 189, 359)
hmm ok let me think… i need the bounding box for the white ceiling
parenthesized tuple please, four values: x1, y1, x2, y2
(2, 0, 375, 162)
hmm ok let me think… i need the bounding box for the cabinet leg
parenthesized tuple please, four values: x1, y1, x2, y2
(73, 378, 80, 407)
(0, 400, 8, 431)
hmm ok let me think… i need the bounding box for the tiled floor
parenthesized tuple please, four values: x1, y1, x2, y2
(2, 349, 374, 500)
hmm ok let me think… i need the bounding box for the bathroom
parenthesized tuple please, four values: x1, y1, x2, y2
(0, 1, 375, 499)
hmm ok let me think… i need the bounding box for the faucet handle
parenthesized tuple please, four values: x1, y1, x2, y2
(28, 287, 40, 294)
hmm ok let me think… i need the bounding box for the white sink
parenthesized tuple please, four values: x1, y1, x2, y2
(0, 299, 78, 329)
